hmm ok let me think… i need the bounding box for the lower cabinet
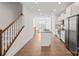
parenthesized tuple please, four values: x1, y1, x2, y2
(61, 30, 65, 43)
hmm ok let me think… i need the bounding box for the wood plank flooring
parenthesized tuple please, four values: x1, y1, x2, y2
(15, 33, 72, 56)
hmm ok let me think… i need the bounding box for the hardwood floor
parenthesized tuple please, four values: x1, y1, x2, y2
(15, 32, 72, 56)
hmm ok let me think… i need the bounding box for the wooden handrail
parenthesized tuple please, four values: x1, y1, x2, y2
(3, 26, 24, 55)
(2, 13, 23, 33)
(0, 13, 24, 56)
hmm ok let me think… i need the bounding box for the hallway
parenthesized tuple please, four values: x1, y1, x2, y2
(15, 33, 72, 56)
(0, 2, 79, 56)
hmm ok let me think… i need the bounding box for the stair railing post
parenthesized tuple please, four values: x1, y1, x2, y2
(0, 29, 3, 56)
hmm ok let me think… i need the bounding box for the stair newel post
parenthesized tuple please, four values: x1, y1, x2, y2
(0, 29, 3, 56)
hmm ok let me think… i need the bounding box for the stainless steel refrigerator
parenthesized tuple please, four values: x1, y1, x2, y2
(65, 18, 69, 49)
(65, 15, 79, 56)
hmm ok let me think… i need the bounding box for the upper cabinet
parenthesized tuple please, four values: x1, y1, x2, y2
(71, 3, 79, 16)
(65, 5, 72, 18)
(58, 12, 66, 21)
(56, 2, 79, 30)
(60, 12, 66, 20)
(58, 2, 79, 19)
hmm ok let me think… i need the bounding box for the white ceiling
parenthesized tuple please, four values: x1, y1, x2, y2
(22, 2, 73, 16)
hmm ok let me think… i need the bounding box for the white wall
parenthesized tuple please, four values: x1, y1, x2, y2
(5, 3, 34, 56)
(34, 16, 52, 32)
(33, 14, 56, 34)
(0, 2, 22, 30)
(51, 15, 56, 34)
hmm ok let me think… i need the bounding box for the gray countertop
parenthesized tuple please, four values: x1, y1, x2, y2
(41, 32, 52, 33)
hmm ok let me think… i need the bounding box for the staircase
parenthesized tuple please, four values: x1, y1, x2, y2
(0, 13, 24, 56)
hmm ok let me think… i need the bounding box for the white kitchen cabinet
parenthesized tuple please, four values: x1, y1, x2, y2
(61, 30, 65, 42)
(65, 5, 72, 17)
(71, 2, 79, 16)
(41, 32, 52, 46)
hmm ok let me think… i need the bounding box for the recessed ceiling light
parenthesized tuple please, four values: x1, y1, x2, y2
(58, 2, 61, 4)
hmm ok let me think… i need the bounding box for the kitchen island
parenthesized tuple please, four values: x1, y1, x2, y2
(41, 29, 52, 47)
